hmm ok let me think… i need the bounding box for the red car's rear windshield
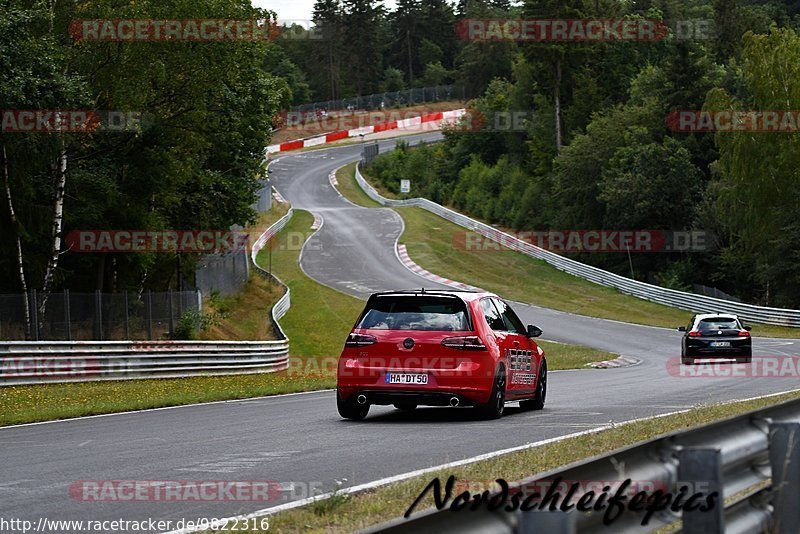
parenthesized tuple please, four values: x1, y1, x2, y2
(357, 295, 472, 331)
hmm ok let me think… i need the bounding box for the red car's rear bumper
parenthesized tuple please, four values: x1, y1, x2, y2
(337, 358, 496, 406)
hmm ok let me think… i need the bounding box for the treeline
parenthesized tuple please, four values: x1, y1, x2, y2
(0, 0, 289, 298)
(274, 0, 517, 104)
(367, 0, 800, 308)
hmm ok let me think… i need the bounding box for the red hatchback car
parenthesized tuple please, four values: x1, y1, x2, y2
(336, 289, 547, 420)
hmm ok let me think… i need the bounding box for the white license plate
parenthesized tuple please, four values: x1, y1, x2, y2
(710, 341, 731, 348)
(385, 373, 428, 385)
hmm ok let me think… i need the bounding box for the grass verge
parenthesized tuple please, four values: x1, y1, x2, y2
(335, 163, 382, 208)
(253, 209, 613, 373)
(200, 274, 282, 341)
(201, 204, 289, 341)
(0, 205, 314, 428)
(0, 372, 333, 428)
(0, 208, 611, 427)
(264, 389, 800, 533)
(255, 209, 364, 357)
(336, 163, 800, 339)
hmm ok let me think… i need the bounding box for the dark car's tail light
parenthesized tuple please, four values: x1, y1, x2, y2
(441, 335, 487, 351)
(345, 333, 377, 347)
(738, 331, 751, 337)
(688, 331, 702, 337)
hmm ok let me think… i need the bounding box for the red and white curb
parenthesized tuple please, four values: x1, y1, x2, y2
(328, 170, 338, 188)
(396, 244, 482, 291)
(586, 356, 641, 369)
(272, 188, 287, 204)
(310, 214, 323, 231)
(266, 109, 465, 156)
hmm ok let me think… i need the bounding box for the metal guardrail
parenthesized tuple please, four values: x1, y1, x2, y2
(370, 396, 800, 533)
(250, 205, 294, 341)
(355, 163, 800, 327)
(0, 339, 289, 386)
(0, 202, 296, 387)
(290, 85, 468, 114)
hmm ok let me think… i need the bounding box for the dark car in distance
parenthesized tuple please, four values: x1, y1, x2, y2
(678, 313, 752, 365)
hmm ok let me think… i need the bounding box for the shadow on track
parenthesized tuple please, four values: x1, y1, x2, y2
(338, 405, 537, 425)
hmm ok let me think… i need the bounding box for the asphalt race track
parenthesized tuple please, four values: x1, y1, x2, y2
(2, 133, 798, 532)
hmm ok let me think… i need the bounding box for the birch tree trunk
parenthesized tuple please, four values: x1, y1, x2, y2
(39, 144, 68, 317)
(2, 145, 32, 339)
(554, 58, 563, 153)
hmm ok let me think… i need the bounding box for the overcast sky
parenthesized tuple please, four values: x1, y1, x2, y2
(252, 0, 398, 21)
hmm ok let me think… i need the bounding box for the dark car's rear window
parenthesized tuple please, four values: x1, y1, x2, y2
(357, 295, 471, 331)
(698, 317, 740, 330)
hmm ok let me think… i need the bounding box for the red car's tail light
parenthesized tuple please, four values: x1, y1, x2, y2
(345, 333, 377, 347)
(688, 331, 702, 337)
(441, 335, 487, 351)
(738, 331, 751, 337)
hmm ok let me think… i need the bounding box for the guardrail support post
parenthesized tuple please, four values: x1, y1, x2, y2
(124, 291, 130, 340)
(146, 291, 153, 340)
(94, 290, 103, 340)
(678, 448, 724, 534)
(30, 289, 39, 341)
(196, 290, 202, 334)
(518, 510, 576, 534)
(168, 290, 174, 338)
(769, 422, 800, 534)
(64, 290, 71, 341)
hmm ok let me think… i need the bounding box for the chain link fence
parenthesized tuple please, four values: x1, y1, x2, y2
(291, 85, 469, 114)
(693, 283, 742, 303)
(0, 290, 201, 341)
(195, 248, 250, 298)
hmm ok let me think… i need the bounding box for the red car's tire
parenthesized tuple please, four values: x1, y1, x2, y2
(337, 389, 369, 421)
(477, 365, 506, 420)
(520, 361, 547, 411)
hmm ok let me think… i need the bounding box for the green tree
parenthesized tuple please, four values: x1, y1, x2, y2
(312, 0, 345, 100)
(598, 138, 703, 230)
(342, 0, 386, 95)
(383, 67, 407, 91)
(263, 43, 311, 105)
(420, 61, 453, 86)
(705, 27, 800, 305)
(390, 0, 422, 85)
(522, 0, 587, 152)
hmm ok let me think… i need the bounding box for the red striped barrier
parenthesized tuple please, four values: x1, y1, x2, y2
(266, 109, 465, 156)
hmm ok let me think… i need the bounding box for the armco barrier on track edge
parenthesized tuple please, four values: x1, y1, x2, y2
(353, 163, 800, 328)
